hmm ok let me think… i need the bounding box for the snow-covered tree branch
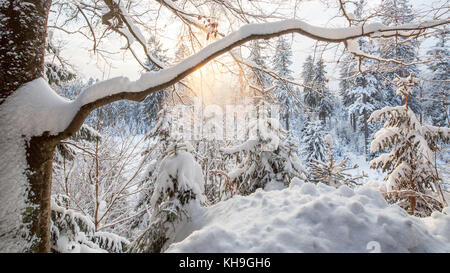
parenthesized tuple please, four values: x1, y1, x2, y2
(56, 18, 450, 139)
(1, 0, 449, 253)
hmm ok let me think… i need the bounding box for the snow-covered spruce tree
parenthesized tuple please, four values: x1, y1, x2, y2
(301, 119, 327, 164)
(307, 134, 365, 187)
(347, 69, 385, 156)
(314, 59, 334, 125)
(340, 21, 386, 155)
(424, 31, 449, 127)
(128, 141, 205, 253)
(248, 41, 271, 92)
(369, 73, 450, 217)
(130, 106, 175, 238)
(339, 51, 358, 129)
(330, 101, 358, 153)
(140, 36, 169, 128)
(340, 57, 360, 134)
(302, 55, 318, 112)
(50, 195, 129, 253)
(50, 195, 100, 253)
(378, 0, 421, 113)
(223, 99, 305, 195)
(340, 42, 364, 134)
(271, 36, 300, 133)
(302, 56, 333, 125)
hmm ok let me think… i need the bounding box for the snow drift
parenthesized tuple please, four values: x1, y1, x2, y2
(167, 179, 450, 253)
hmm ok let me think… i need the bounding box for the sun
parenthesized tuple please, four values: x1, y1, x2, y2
(186, 56, 246, 106)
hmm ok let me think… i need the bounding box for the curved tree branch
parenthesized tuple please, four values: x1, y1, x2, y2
(55, 18, 449, 140)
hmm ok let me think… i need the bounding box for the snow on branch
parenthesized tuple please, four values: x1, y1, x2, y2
(57, 18, 448, 138)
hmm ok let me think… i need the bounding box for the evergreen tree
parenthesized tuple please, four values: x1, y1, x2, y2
(44, 31, 76, 88)
(249, 41, 271, 92)
(378, 0, 421, 112)
(339, 0, 396, 155)
(302, 56, 333, 125)
(130, 107, 174, 238)
(339, 51, 358, 114)
(139, 36, 169, 130)
(424, 31, 449, 127)
(347, 67, 385, 155)
(221, 44, 305, 196)
(272, 36, 300, 132)
(128, 141, 205, 253)
(339, 0, 368, 133)
(301, 119, 327, 163)
(369, 73, 449, 217)
(307, 134, 365, 187)
(223, 99, 305, 195)
(302, 55, 318, 111)
(314, 59, 334, 125)
(50, 195, 129, 253)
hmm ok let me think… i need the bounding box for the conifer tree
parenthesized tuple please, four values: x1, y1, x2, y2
(128, 141, 205, 253)
(369, 73, 449, 216)
(307, 134, 365, 187)
(302, 56, 333, 125)
(339, 0, 368, 133)
(272, 36, 300, 132)
(223, 99, 305, 195)
(314, 59, 333, 125)
(424, 31, 449, 127)
(301, 119, 327, 163)
(347, 67, 384, 155)
(50, 195, 129, 253)
(130, 106, 174, 237)
(140, 36, 169, 129)
(378, 0, 421, 112)
(302, 55, 318, 111)
(249, 41, 271, 92)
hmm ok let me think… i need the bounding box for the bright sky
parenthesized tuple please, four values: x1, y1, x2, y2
(57, 0, 442, 92)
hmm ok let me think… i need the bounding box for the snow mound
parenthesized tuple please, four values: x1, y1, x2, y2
(167, 181, 450, 253)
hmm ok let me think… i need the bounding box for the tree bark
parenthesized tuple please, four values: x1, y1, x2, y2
(0, 0, 51, 104)
(351, 113, 356, 132)
(0, 0, 53, 252)
(25, 135, 58, 252)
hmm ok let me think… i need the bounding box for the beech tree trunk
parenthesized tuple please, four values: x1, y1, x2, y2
(0, 0, 54, 252)
(0, 0, 51, 103)
(25, 136, 58, 252)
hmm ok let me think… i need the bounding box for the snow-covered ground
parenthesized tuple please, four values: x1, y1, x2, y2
(167, 179, 450, 253)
